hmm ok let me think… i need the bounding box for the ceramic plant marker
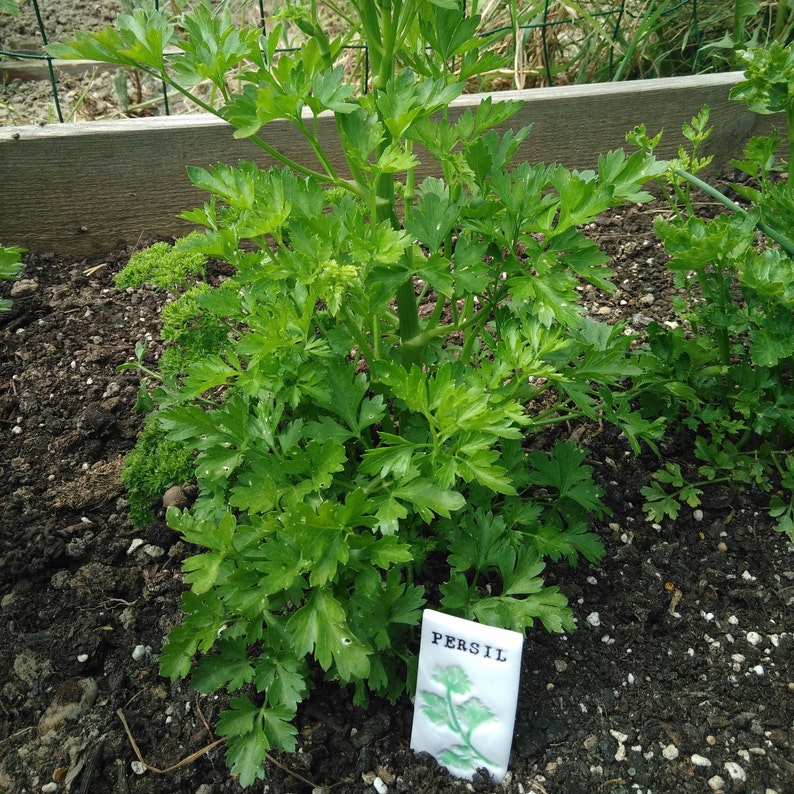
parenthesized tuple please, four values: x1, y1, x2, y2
(410, 609, 524, 783)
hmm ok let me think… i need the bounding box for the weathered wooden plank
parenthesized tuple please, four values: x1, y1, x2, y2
(0, 72, 777, 257)
(0, 58, 119, 81)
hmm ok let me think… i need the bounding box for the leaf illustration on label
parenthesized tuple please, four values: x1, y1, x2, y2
(419, 664, 498, 773)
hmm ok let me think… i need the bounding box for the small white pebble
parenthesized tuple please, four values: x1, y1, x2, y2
(662, 744, 679, 760)
(693, 509, 704, 521)
(741, 570, 757, 581)
(586, 612, 601, 628)
(614, 744, 627, 762)
(746, 631, 763, 646)
(627, 673, 635, 685)
(11, 425, 22, 435)
(372, 776, 388, 794)
(691, 754, 712, 767)
(708, 775, 726, 792)
(610, 729, 629, 743)
(131, 761, 147, 775)
(132, 644, 151, 661)
(724, 761, 747, 782)
(127, 538, 145, 555)
(752, 664, 765, 676)
(77, 653, 88, 663)
(41, 783, 58, 793)
(728, 615, 739, 625)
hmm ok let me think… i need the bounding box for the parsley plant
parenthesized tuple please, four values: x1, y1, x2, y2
(50, 1, 666, 784)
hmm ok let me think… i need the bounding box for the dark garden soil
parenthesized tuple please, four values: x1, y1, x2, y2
(2, 194, 794, 794)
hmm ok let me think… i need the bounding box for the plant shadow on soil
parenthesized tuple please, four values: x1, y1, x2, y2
(1, 198, 794, 794)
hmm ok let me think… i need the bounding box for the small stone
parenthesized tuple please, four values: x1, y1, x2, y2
(143, 544, 165, 559)
(38, 678, 99, 735)
(610, 729, 629, 744)
(707, 775, 726, 791)
(132, 645, 151, 662)
(127, 538, 145, 555)
(76, 403, 117, 438)
(597, 305, 612, 315)
(553, 659, 568, 673)
(372, 776, 388, 794)
(41, 783, 58, 793)
(131, 760, 147, 775)
(614, 744, 627, 762)
(586, 612, 601, 628)
(76, 653, 88, 663)
(639, 292, 655, 305)
(10, 278, 38, 297)
(724, 761, 746, 782)
(693, 509, 704, 522)
(662, 744, 679, 760)
(162, 484, 188, 510)
(746, 631, 763, 646)
(691, 754, 712, 767)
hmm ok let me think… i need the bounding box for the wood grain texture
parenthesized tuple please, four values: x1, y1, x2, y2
(0, 72, 778, 257)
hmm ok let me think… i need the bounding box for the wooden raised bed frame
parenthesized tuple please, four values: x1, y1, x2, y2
(0, 72, 778, 258)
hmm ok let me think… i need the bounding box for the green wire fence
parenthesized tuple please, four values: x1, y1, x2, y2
(0, 0, 789, 125)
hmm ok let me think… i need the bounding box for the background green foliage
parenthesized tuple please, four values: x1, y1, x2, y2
(628, 43, 794, 540)
(0, 246, 23, 312)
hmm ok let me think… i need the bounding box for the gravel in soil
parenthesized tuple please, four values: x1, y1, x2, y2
(2, 201, 794, 794)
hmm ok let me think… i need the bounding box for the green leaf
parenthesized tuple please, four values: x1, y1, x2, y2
(218, 698, 298, 786)
(641, 481, 682, 522)
(287, 588, 371, 681)
(526, 440, 607, 521)
(308, 65, 356, 115)
(159, 589, 228, 681)
(405, 178, 459, 250)
(471, 587, 574, 633)
(182, 551, 226, 594)
(393, 479, 466, 521)
(253, 654, 309, 711)
(0, 0, 19, 18)
(191, 642, 255, 693)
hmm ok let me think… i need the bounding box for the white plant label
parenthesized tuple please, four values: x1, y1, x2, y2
(410, 609, 524, 783)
